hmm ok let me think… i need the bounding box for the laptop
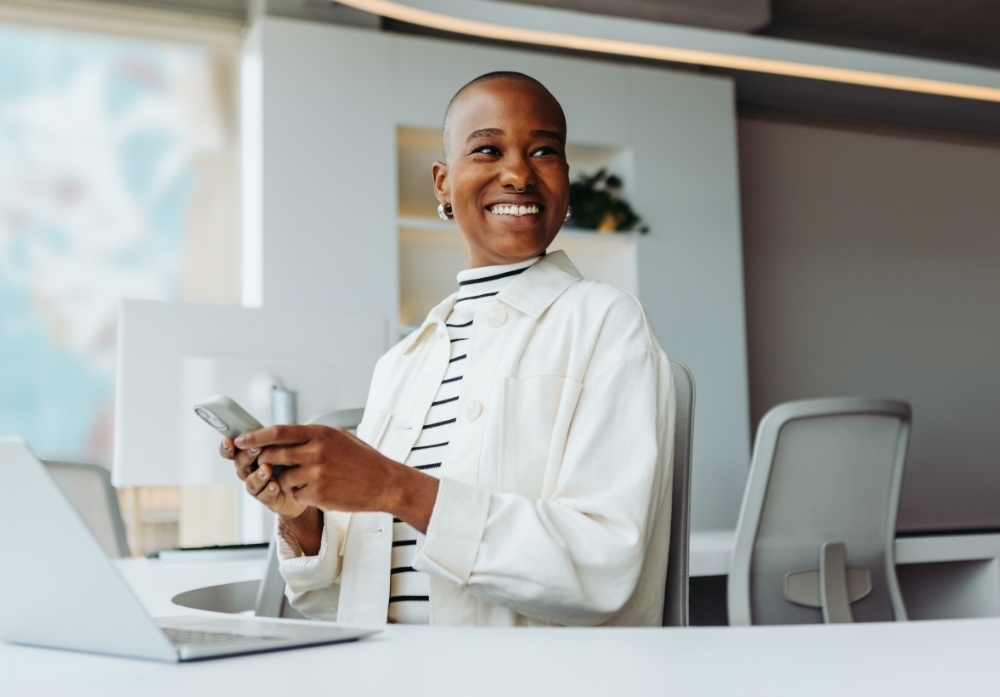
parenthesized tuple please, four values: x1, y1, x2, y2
(0, 437, 378, 661)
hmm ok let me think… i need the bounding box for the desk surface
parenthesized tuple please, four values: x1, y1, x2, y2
(115, 557, 267, 617)
(3, 610, 999, 696)
(2, 557, 1000, 696)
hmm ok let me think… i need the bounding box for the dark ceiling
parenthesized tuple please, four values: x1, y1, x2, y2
(760, 0, 1000, 69)
(92, 1, 1000, 68)
(506, 0, 1000, 69)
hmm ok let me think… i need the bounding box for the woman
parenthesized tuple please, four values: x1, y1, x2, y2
(222, 72, 675, 627)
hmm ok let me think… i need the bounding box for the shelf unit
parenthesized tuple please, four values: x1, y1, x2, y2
(396, 127, 640, 330)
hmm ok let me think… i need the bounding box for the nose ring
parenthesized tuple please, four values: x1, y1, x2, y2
(514, 186, 526, 193)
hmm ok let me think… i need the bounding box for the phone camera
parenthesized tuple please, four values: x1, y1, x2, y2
(195, 408, 229, 432)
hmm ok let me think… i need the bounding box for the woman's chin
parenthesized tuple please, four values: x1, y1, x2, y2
(459, 215, 559, 264)
(492, 216, 557, 239)
(490, 229, 553, 258)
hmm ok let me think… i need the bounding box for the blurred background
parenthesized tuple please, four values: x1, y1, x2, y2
(1, 0, 998, 558)
(0, 6, 240, 553)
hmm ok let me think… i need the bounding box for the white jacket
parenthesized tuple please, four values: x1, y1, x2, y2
(277, 251, 675, 626)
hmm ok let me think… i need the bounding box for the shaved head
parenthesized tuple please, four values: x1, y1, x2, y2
(442, 71, 566, 161)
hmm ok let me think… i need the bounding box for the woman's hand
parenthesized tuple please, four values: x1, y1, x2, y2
(220, 436, 308, 519)
(221, 435, 324, 555)
(234, 425, 440, 533)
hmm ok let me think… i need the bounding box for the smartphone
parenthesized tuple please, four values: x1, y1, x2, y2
(195, 396, 290, 477)
(194, 395, 263, 439)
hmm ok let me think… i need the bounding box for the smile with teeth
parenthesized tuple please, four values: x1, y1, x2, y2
(489, 204, 540, 217)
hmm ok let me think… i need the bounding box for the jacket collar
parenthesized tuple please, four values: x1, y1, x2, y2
(401, 250, 582, 354)
(497, 250, 581, 319)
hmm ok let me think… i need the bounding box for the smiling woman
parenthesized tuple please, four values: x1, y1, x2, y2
(432, 72, 571, 267)
(222, 71, 676, 628)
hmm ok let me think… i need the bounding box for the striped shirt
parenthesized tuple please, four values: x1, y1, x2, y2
(388, 254, 542, 624)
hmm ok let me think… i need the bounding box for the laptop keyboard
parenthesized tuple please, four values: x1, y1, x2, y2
(162, 627, 285, 647)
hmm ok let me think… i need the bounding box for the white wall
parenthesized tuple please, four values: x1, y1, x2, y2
(739, 116, 1000, 532)
(243, 17, 751, 530)
(244, 18, 398, 332)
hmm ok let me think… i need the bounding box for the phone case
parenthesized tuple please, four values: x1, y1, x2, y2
(193, 395, 264, 439)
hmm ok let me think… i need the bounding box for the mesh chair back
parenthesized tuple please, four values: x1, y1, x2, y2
(43, 460, 130, 558)
(663, 360, 695, 627)
(728, 398, 910, 625)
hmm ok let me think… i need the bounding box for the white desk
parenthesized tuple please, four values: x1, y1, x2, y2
(114, 557, 268, 617)
(2, 555, 999, 696)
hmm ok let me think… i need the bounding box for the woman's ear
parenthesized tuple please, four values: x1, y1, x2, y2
(431, 160, 449, 203)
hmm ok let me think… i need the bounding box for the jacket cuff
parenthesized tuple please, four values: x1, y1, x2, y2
(275, 514, 337, 592)
(412, 477, 490, 586)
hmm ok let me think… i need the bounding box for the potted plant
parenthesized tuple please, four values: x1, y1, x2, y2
(566, 169, 649, 234)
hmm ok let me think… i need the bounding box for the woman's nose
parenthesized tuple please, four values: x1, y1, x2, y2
(498, 153, 533, 190)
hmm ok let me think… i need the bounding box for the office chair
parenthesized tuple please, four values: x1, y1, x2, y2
(663, 360, 695, 627)
(255, 407, 365, 618)
(43, 460, 130, 558)
(728, 398, 911, 625)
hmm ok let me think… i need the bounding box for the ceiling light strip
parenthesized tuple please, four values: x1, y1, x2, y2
(335, 0, 1000, 103)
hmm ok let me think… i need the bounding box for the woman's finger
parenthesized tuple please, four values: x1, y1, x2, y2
(245, 466, 270, 497)
(245, 461, 275, 496)
(234, 449, 260, 481)
(257, 479, 281, 507)
(257, 445, 308, 467)
(235, 424, 313, 450)
(219, 437, 236, 460)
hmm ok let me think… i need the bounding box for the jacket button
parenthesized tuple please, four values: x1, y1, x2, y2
(465, 400, 483, 422)
(486, 306, 506, 328)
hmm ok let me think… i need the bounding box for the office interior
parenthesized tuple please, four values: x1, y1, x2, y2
(1, 0, 1000, 692)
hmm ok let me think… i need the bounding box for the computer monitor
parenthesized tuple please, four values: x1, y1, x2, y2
(112, 299, 385, 488)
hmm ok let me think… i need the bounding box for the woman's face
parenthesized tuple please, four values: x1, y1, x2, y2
(433, 79, 570, 268)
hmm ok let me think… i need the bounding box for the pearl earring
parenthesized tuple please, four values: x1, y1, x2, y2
(564, 206, 572, 222)
(437, 203, 453, 221)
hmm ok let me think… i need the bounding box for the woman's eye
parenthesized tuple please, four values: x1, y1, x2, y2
(473, 145, 501, 156)
(531, 146, 559, 157)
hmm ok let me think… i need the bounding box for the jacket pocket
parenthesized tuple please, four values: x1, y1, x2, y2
(377, 411, 423, 463)
(498, 375, 583, 499)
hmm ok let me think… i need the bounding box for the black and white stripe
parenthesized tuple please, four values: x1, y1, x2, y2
(387, 254, 541, 624)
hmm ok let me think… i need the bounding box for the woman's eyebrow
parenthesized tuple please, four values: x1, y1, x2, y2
(466, 128, 503, 141)
(530, 129, 564, 141)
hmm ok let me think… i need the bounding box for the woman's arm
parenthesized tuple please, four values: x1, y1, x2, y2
(233, 426, 440, 536)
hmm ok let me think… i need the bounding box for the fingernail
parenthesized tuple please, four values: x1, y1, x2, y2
(257, 469, 267, 479)
(249, 447, 259, 455)
(234, 436, 245, 447)
(268, 483, 277, 492)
